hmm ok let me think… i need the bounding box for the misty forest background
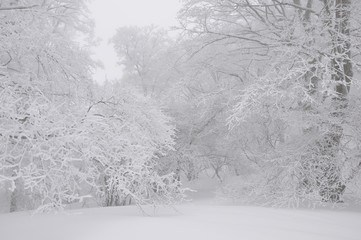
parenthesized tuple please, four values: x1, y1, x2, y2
(1, 0, 361, 213)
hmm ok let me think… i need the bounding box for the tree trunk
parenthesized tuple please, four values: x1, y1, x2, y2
(9, 187, 18, 212)
(9, 178, 20, 212)
(318, 0, 352, 202)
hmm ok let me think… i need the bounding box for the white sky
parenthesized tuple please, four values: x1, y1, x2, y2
(88, 0, 181, 84)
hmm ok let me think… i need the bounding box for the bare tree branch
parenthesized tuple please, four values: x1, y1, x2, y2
(0, 5, 39, 11)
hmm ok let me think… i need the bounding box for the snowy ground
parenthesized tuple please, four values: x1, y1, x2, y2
(1, 178, 361, 240)
(0, 200, 361, 240)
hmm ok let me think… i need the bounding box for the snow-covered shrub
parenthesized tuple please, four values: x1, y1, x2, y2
(83, 90, 186, 207)
(0, 82, 186, 212)
(219, 111, 361, 207)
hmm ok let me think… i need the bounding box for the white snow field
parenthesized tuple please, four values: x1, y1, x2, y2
(0, 202, 360, 240)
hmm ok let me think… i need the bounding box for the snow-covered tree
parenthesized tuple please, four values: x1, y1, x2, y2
(0, 0, 95, 212)
(111, 25, 177, 98)
(179, 0, 361, 205)
(86, 85, 185, 208)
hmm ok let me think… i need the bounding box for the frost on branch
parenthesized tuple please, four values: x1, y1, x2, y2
(0, 78, 92, 212)
(178, 0, 361, 206)
(83, 90, 185, 207)
(0, 83, 186, 212)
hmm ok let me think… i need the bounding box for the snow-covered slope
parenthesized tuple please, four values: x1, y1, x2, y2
(0, 204, 360, 240)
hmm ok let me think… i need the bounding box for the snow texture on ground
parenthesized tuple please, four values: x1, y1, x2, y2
(0, 203, 360, 240)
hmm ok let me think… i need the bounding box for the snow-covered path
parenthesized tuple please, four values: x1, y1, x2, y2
(0, 204, 360, 240)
